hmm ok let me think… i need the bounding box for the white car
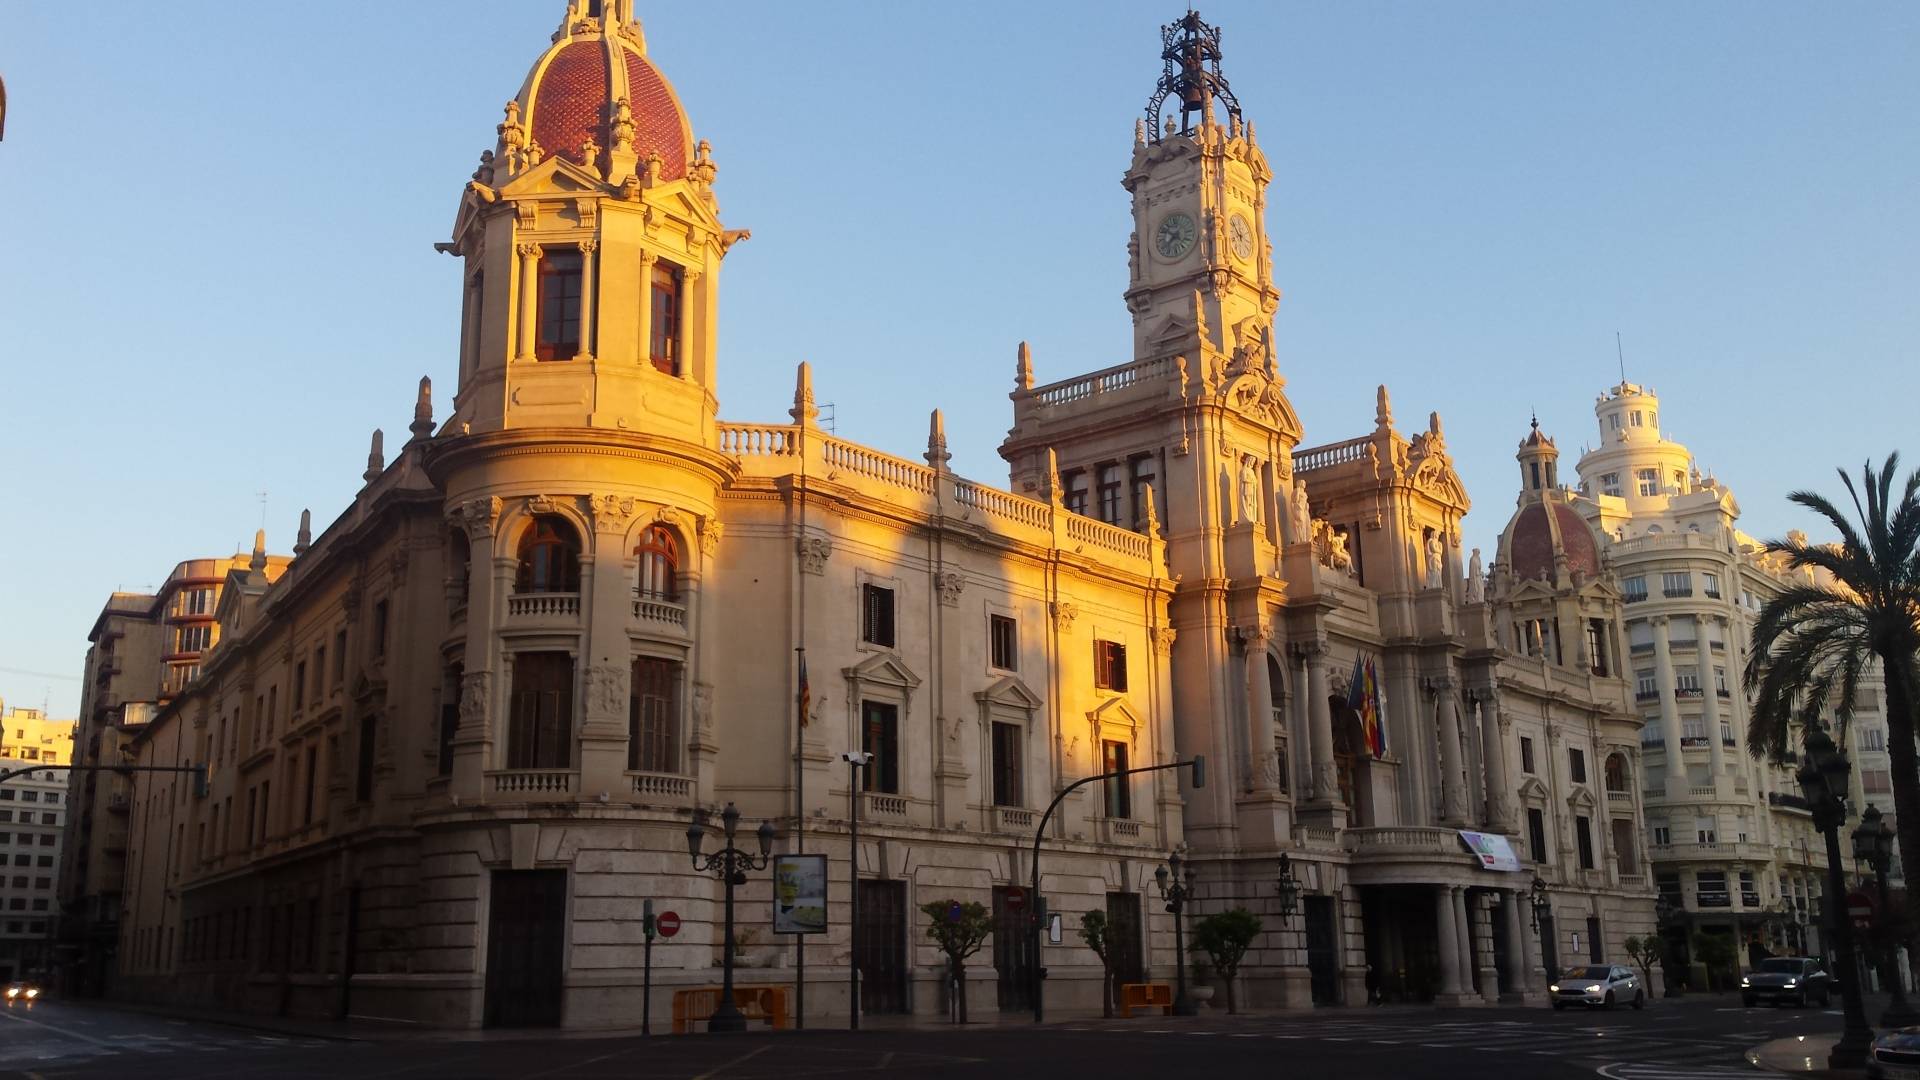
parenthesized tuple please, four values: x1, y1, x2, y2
(1549, 964, 1645, 1009)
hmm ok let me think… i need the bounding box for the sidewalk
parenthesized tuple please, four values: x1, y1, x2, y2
(1746, 1034, 1857, 1078)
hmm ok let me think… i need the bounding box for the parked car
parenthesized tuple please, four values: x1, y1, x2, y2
(1869, 1026, 1920, 1080)
(1549, 964, 1645, 1009)
(1741, 957, 1831, 1008)
(3, 981, 40, 1007)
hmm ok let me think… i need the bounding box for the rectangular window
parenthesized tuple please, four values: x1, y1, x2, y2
(1600, 471, 1622, 498)
(649, 262, 682, 375)
(1096, 463, 1123, 525)
(333, 629, 347, 685)
(861, 583, 896, 648)
(536, 248, 583, 360)
(507, 652, 575, 769)
(372, 600, 389, 659)
(292, 663, 306, 711)
(991, 721, 1023, 808)
(1739, 870, 1760, 907)
(1662, 571, 1692, 598)
(861, 701, 900, 794)
(1696, 817, 1717, 844)
(1704, 573, 1721, 599)
(1520, 736, 1535, 774)
(259, 780, 270, 843)
(1569, 748, 1586, 784)
(1863, 768, 1893, 795)
(302, 747, 318, 827)
(628, 656, 680, 773)
(245, 788, 257, 848)
(267, 687, 278, 737)
(1652, 825, 1671, 846)
(1696, 870, 1729, 907)
(1862, 727, 1887, 752)
(1637, 467, 1658, 495)
(1128, 456, 1157, 533)
(1527, 807, 1548, 863)
(313, 648, 326, 698)
(1622, 576, 1647, 603)
(1061, 470, 1088, 517)
(1094, 640, 1128, 692)
(1576, 816, 1595, 869)
(438, 698, 459, 777)
(989, 614, 1017, 672)
(1676, 666, 1701, 692)
(1635, 669, 1657, 697)
(1102, 740, 1131, 818)
(355, 714, 376, 802)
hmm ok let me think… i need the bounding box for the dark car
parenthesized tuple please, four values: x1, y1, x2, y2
(3, 981, 41, 1007)
(1868, 1026, 1920, 1079)
(1741, 957, 1831, 1007)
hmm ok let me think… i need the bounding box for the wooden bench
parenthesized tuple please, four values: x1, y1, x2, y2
(1118, 981, 1173, 1017)
(670, 986, 791, 1033)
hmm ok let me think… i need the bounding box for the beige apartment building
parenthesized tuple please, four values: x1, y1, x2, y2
(1570, 380, 1886, 980)
(1, 705, 75, 982)
(57, 554, 289, 996)
(105, 3, 1656, 1028)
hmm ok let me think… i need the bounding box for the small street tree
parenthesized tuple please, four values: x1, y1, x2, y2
(920, 898, 993, 1024)
(1190, 908, 1263, 1014)
(1691, 932, 1736, 992)
(1078, 909, 1117, 1017)
(1623, 936, 1659, 995)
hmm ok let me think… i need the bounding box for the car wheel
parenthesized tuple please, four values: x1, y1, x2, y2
(1604, 991, 1616, 1009)
(1632, 990, 1645, 1010)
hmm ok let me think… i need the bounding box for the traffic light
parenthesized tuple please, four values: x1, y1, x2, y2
(1190, 754, 1206, 789)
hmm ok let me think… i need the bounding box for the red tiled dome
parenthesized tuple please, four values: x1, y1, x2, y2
(1507, 501, 1601, 582)
(522, 35, 691, 180)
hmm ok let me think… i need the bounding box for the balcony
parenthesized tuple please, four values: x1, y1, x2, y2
(1664, 587, 1693, 598)
(1680, 736, 1709, 749)
(1643, 786, 1666, 800)
(993, 806, 1036, 835)
(627, 771, 693, 802)
(1100, 817, 1143, 844)
(1630, 642, 1655, 656)
(632, 597, 688, 628)
(506, 592, 581, 619)
(1346, 826, 1463, 856)
(488, 769, 578, 796)
(1607, 790, 1633, 803)
(1716, 688, 1732, 698)
(862, 792, 909, 821)
(1635, 691, 1660, 703)
(1675, 687, 1704, 700)
(1624, 591, 1649, 604)
(106, 794, 130, 814)
(1769, 792, 1812, 812)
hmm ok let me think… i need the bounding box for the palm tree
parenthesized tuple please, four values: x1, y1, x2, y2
(1745, 455, 1920, 934)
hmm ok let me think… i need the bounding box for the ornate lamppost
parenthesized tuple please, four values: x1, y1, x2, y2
(1275, 854, 1301, 922)
(1654, 894, 1684, 998)
(686, 803, 776, 1033)
(1528, 874, 1559, 985)
(1853, 804, 1917, 1027)
(1155, 853, 1198, 1016)
(1797, 726, 1873, 1068)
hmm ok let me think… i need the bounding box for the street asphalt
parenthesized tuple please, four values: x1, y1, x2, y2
(0, 993, 1874, 1079)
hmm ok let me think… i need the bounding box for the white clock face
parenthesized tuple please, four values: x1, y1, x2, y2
(1228, 213, 1255, 261)
(1155, 213, 1197, 260)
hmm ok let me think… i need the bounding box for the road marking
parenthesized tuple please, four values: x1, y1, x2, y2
(0, 1010, 122, 1049)
(690, 1044, 770, 1080)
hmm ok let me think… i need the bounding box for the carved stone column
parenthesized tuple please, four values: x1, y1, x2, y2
(574, 240, 597, 360)
(1699, 621, 1727, 784)
(515, 243, 541, 361)
(1436, 884, 1465, 997)
(636, 252, 657, 367)
(1434, 677, 1469, 826)
(1651, 615, 1685, 786)
(1478, 688, 1513, 832)
(1245, 625, 1275, 792)
(450, 496, 502, 795)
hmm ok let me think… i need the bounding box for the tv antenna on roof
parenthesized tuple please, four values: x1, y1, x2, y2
(257, 490, 269, 530)
(1616, 332, 1626, 384)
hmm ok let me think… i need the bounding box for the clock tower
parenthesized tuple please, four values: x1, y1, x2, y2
(1124, 13, 1280, 368)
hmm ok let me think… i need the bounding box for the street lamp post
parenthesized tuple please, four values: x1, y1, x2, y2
(1798, 726, 1873, 1068)
(686, 803, 776, 1033)
(1275, 854, 1301, 923)
(1853, 804, 1917, 1027)
(1155, 853, 1198, 1016)
(1654, 894, 1683, 998)
(1528, 874, 1559, 988)
(842, 751, 871, 1031)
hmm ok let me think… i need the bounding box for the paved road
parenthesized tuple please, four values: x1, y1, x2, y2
(0, 995, 1849, 1079)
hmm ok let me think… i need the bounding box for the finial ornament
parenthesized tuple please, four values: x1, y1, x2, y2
(925, 409, 951, 472)
(411, 376, 434, 440)
(790, 362, 820, 428)
(1045, 448, 1063, 505)
(689, 139, 717, 185)
(365, 429, 384, 483)
(1374, 384, 1393, 430)
(610, 97, 636, 151)
(1016, 341, 1034, 391)
(250, 529, 268, 573)
(294, 509, 312, 557)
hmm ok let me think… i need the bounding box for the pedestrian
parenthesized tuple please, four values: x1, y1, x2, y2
(1365, 962, 1381, 1006)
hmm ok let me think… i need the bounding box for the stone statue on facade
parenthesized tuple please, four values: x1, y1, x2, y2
(1464, 547, 1485, 603)
(1425, 532, 1444, 590)
(1239, 455, 1261, 525)
(1289, 478, 1312, 545)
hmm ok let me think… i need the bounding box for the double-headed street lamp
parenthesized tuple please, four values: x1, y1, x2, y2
(1797, 726, 1873, 1068)
(1853, 804, 1917, 1027)
(1275, 854, 1301, 922)
(842, 751, 872, 1031)
(1155, 853, 1199, 1016)
(1528, 874, 1559, 984)
(686, 802, 776, 1033)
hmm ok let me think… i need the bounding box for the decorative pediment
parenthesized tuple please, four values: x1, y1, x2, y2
(351, 671, 387, 705)
(1087, 696, 1143, 737)
(1146, 314, 1190, 346)
(843, 652, 922, 692)
(975, 675, 1044, 714)
(496, 152, 605, 197)
(1565, 786, 1598, 811)
(1516, 775, 1551, 803)
(1219, 372, 1302, 438)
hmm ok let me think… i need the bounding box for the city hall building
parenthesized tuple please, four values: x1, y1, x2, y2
(101, 2, 1657, 1026)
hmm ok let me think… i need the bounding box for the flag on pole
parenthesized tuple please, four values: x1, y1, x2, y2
(1346, 653, 1386, 759)
(797, 649, 811, 727)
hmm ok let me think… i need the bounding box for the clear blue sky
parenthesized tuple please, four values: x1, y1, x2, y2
(3, 2, 1915, 718)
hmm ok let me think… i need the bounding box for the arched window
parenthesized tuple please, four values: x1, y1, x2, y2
(1605, 752, 1629, 794)
(634, 525, 679, 601)
(516, 516, 581, 594)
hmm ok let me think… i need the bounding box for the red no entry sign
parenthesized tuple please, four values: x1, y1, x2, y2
(1848, 891, 1875, 919)
(656, 911, 681, 937)
(1004, 887, 1027, 909)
